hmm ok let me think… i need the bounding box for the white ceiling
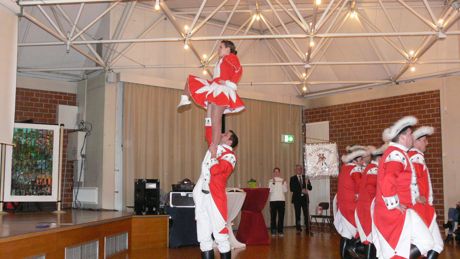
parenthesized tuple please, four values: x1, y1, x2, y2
(16, 0, 460, 98)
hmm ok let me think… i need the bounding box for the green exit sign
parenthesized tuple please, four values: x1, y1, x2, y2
(281, 134, 295, 143)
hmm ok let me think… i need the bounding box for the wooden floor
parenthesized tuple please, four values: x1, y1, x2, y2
(129, 228, 460, 259)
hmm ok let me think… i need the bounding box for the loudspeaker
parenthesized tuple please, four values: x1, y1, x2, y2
(134, 179, 160, 215)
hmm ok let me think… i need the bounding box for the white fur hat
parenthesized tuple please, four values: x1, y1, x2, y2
(341, 149, 368, 163)
(382, 116, 418, 142)
(346, 145, 375, 153)
(372, 143, 388, 156)
(413, 126, 434, 140)
(346, 145, 367, 153)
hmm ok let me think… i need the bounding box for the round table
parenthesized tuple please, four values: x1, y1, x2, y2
(236, 188, 270, 245)
(226, 189, 247, 249)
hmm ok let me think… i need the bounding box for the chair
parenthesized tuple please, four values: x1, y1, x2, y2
(310, 202, 333, 232)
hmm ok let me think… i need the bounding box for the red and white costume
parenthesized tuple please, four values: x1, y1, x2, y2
(188, 53, 245, 114)
(355, 160, 378, 244)
(334, 150, 367, 239)
(409, 148, 443, 253)
(372, 142, 434, 259)
(193, 118, 237, 253)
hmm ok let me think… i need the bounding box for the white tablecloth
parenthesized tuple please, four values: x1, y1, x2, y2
(226, 189, 246, 249)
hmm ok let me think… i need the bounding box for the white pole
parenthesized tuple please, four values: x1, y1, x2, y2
(53, 125, 66, 214)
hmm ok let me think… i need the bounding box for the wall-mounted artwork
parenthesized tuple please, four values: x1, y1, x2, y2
(4, 123, 60, 202)
(304, 143, 339, 178)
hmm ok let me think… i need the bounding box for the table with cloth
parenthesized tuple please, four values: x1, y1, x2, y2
(236, 188, 270, 245)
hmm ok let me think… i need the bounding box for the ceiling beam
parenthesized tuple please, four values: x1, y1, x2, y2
(23, 11, 105, 67)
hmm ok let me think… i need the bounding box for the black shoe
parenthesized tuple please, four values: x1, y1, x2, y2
(427, 250, 439, 259)
(345, 238, 361, 259)
(409, 245, 421, 259)
(445, 234, 453, 243)
(340, 237, 347, 259)
(220, 251, 231, 259)
(201, 250, 214, 259)
(366, 244, 377, 259)
(443, 221, 452, 229)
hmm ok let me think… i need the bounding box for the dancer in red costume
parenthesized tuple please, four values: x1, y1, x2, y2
(178, 40, 244, 154)
(355, 144, 387, 259)
(334, 148, 368, 258)
(193, 109, 239, 259)
(409, 126, 443, 259)
(372, 116, 435, 259)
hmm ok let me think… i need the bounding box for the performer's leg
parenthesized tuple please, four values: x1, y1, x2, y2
(294, 202, 302, 232)
(429, 220, 444, 253)
(214, 229, 230, 254)
(408, 209, 435, 257)
(301, 199, 310, 233)
(209, 103, 225, 153)
(196, 199, 214, 253)
(278, 201, 285, 235)
(178, 81, 192, 108)
(270, 201, 277, 235)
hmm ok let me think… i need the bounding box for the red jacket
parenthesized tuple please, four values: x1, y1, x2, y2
(356, 161, 378, 238)
(211, 53, 243, 89)
(374, 142, 418, 249)
(205, 120, 236, 228)
(337, 162, 362, 225)
(409, 149, 436, 226)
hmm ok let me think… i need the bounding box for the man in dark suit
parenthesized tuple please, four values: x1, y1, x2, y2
(290, 164, 313, 234)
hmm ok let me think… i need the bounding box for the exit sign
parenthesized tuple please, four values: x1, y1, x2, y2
(281, 134, 295, 143)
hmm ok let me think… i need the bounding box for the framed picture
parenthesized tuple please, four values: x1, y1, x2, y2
(304, 143, 339, 178)
(4, 123, 60, 202)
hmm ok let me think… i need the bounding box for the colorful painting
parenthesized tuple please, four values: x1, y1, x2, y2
(4, 123, 60, 202)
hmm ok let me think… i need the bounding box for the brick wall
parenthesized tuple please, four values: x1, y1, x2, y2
(304, 90, 444, 222)
(15, 88, 77, 208)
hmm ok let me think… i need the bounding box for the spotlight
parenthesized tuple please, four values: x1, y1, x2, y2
(437, 19, 444, 27)
(410, 66, 416, 72)
(184, 43, 189, 50)
(315, 0, 321, 5)
(256, 13, 261, 21)
(309, 38, 315, 48)
(154, 0, 160, 11)
(408, 50, 415, 58)
(202, 69, 208, 75)
(302, 84, 309, 93)
(202, 54, 208, 60)
(350, 10, 358, 19)
(184, 25, 189, 32)
(302, 72, 307, 78)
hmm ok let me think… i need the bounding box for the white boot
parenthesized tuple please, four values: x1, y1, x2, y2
(177, 95, 191, 109)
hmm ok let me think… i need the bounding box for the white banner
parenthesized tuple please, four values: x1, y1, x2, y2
(304, 143, 339, 178)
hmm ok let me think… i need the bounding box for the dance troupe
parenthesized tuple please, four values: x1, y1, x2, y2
(334, 116, 444, 259)
(177, 40, 243, 259)
(176, 38, 443, 259)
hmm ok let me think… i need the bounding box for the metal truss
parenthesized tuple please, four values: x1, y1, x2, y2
(16, 0, 460, 97)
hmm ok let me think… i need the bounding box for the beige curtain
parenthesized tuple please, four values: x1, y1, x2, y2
(123, 82, 303, 226)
